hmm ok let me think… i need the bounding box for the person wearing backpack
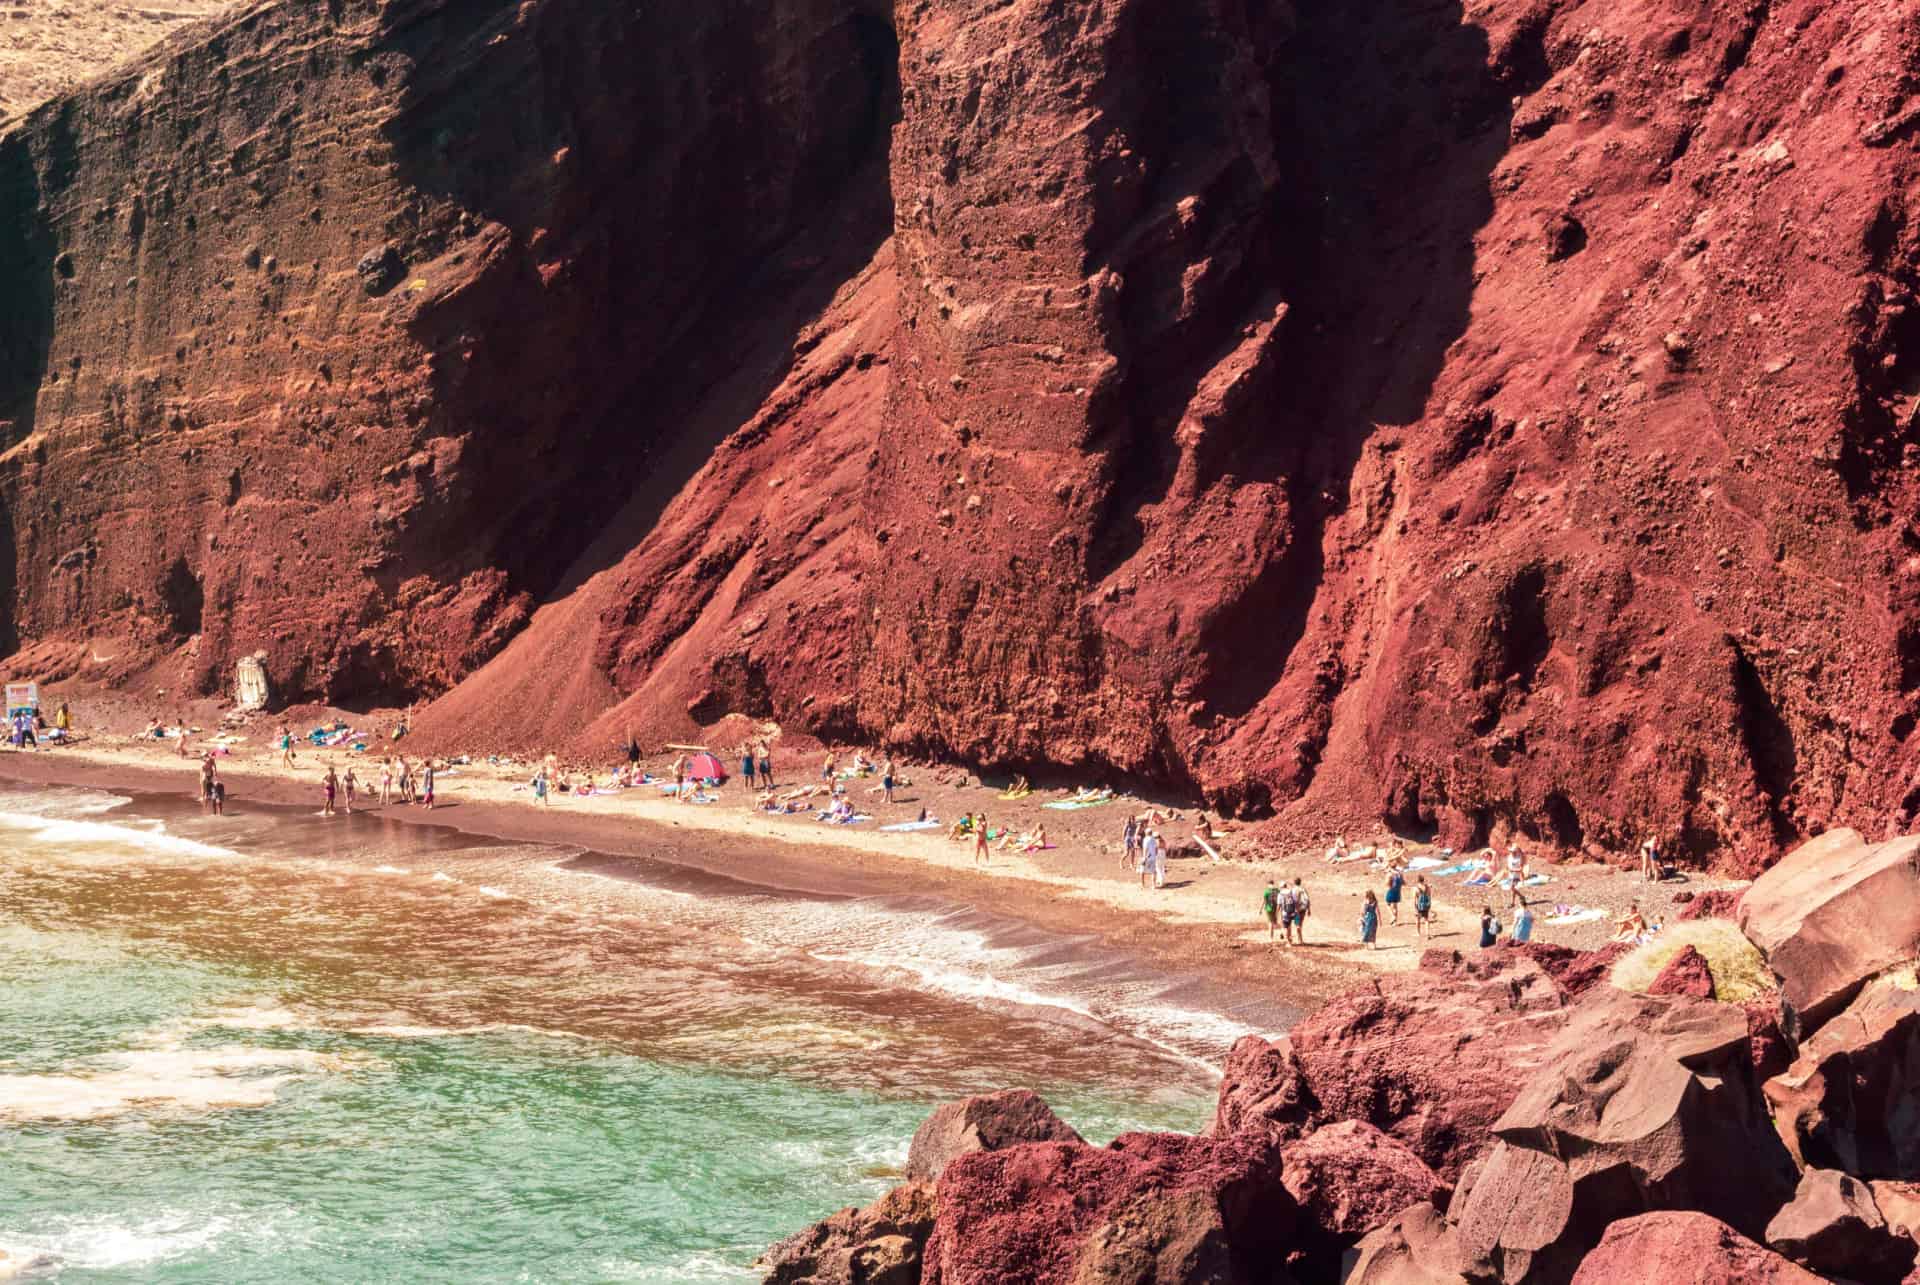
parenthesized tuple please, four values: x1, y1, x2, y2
(1413, 876, 1434, 941)
(1479, 905, 1501, 948)
(1292, 878, 1312, 944)
(1278, 882, 1301, 947)
(1262, 878, 1280, 941)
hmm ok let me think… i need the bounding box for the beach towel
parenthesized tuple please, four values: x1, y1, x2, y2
(1406, 856, 1444, 870)
(1545, 907, 1606, 925)
(1519, 873, 1551, 887)
(1043, 798, 1112, 810)
(997, 787, 1031, 800)
(1428, 862, 1478, 877)
(1461, 872, 1492, 886)
(881, 819, 942, 832)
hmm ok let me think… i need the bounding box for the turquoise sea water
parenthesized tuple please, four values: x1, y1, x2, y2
(0, 785, 1234, 1281)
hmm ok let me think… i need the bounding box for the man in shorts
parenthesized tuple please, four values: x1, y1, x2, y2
(1262, 878, 1280, 941)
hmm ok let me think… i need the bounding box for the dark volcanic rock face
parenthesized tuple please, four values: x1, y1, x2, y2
(11, 0, 1920, 865)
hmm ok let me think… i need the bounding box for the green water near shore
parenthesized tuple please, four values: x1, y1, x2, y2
(0, 785, 1222, 1281)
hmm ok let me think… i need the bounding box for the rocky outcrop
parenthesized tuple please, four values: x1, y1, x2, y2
(1647, 944, 1716, 999)
(16, 0, 1920, 865)
(758, 1182, 936, 1285)
(1568, 1213, 1822, 1285)
(1738, 830, 1920, 1035)
(904, 1089, 1083, 1183)
(1764, 1168, 1917, 1285)
(1764, 968, 1920, 1180)
(918, 1133, 1294, 1285)
(1275, 947, 1588, 1180)
(1279, 1121, 1448, 1275)
(1424, 992, 1798, 1282)
(771, 917, 1920, 1285)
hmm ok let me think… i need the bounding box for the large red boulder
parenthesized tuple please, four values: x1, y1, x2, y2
(1275, 947, 1585, 1180)
(1384, 991, 1799, 1282)
(919, 1133, 1295, 1285)
(1647, 944, 1716, 999)
(1764, 1168, 1917, 1284)
(1568, 1212, 1823, 1284)
(1210, 1035, 1316, 1144)
(1737, 830, 1920, 1037)
(1764, 970, 1920, 1180)
(905, 1089, 1084, 1182)
(756, 1181, 936, 1285)
(1279, 1121, 1449, 1240)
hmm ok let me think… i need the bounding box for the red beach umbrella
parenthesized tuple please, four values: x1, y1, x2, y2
(685, 751, 728, 782)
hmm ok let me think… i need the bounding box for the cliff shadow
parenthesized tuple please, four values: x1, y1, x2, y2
(0, 129, 57, 656)
(378, 0, 900, 616)
(1188, 0, 1535, 722)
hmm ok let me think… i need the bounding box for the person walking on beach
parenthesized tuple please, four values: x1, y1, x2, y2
(881, 758, 895, 805)
(209, 764, 225, 815)
(1413, 875, 1433, 941)
(671, 753, 688, 801)
(1278, 882, 1300, 947)
(1512, 893, 1534, 943)
(1262, 877, 1280, 942)
(279, 723, 296, 768)
(1384, 864, 1405, 926)
(1141, 828, 1165, 890)
(1479, 905, 1501, 948)
(757, 742, 773, 789)
(420, 760, 436, 810)
(533, 762, 549, 808)
(1121, 815, 1139, 871)
(343, 767, 358, 815)
(379, 757, 394, 807)
(972, 813, 989, 867)
(397, 755, 414, 804)
(322, 765, 338, 817)
(1292, 879, 1311, 943)
(1359, 890, 1380, 949)
(740, 745, 756, 790)
(200, 752, 217, 813)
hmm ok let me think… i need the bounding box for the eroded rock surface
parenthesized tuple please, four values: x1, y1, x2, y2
(11, 0, 1920, 863)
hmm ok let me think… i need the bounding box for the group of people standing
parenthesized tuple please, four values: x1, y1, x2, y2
(1120, 814, 1169, 890)
(319, 755, 433, 817)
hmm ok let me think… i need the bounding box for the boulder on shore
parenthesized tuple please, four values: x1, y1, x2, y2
(1267, 947, 1587, 1181)
(1764, 968, 1920, 1180)
(1279, 1120, 1450, 1241)
(1737, 829, 1920, 1037)
(756, 1181, 936, 1285)
(1569, 1212, 1823, 1284)
(1419, 991, 1798, 1281)
(919, 1132, 1294, 1285)
(1209, 1035, 1315, 1144)
(1764, 1167, 1917, 1284)
(905, 1089, 1083, 1183)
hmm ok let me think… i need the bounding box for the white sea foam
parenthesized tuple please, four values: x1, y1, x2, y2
(1, 1208, 273, 1273)
(0, 811, 239, 862)
(0, 1029, 371, 1123)
(606, 1250, 757, 1281)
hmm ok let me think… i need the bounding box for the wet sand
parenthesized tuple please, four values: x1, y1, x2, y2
(0, 732, 1747, 1017)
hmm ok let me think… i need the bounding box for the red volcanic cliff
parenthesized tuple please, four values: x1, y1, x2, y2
(7, 0, 1920, 866)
